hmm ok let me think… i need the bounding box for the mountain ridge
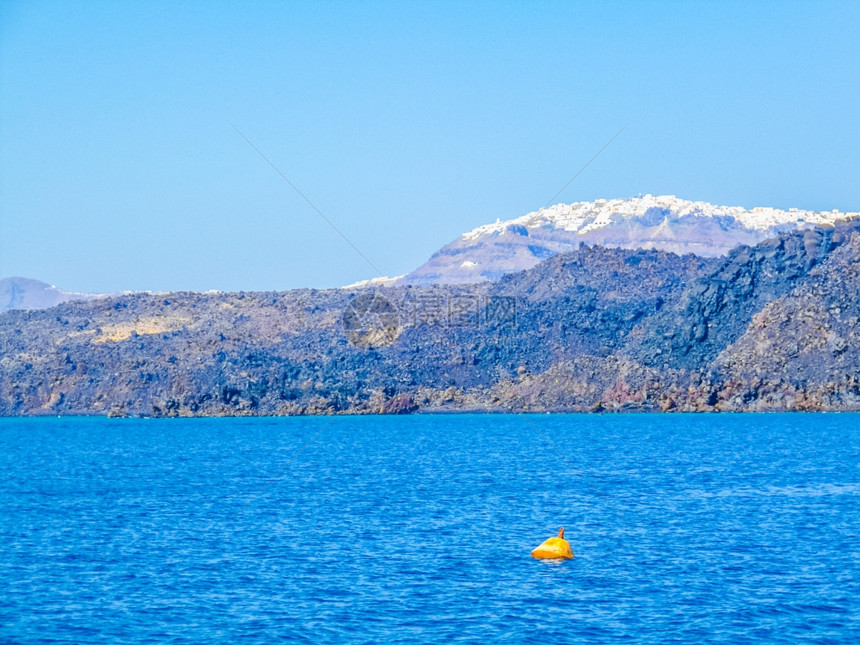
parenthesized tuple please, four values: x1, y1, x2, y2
(7, 196, 858, 302)
(2, 219, 860, 416)
(0, 277, 105, 313)
(401, 194, 860, 285)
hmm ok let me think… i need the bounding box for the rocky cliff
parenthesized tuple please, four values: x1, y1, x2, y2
(0, 277, 104, 313)
(1, 221, 859, 416)
(402, 195, 859, 285)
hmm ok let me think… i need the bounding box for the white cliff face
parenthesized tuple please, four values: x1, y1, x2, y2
(402, 195, 860, 285)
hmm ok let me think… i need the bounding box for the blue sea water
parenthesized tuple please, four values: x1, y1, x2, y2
(0, 414, 858, 643)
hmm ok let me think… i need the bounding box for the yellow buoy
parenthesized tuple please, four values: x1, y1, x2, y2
(531, 527, 574, 559)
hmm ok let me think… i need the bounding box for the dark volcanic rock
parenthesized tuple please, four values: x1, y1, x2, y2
(2, 222, 860, 416)
(624, 224, 855, 371)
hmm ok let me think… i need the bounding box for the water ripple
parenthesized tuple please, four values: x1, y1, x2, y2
(0, 414, 858, 643)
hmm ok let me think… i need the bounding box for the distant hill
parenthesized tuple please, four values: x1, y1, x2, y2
(401, 195, 860, 285)
(0, 277, 104, 313)
(2, 220, 860, 416)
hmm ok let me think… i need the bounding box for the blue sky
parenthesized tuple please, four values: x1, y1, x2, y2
(1, 1, 858, 292)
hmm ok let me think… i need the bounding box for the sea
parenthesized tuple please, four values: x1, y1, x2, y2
(1, 414, 858, 643)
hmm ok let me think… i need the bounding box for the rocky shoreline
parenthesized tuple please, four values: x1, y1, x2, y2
(2, 221, 860, 417)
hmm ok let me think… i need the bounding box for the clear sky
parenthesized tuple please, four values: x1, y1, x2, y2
(1, 1, 858, 293)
